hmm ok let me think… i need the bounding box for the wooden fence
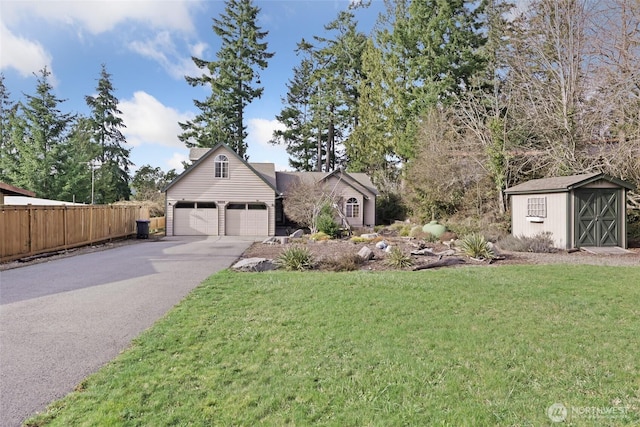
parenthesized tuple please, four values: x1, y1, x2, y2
(1, 204, 154, 263)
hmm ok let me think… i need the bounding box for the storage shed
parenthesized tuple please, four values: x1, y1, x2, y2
(504, 173, 636, 249)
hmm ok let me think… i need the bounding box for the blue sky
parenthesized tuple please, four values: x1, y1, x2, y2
(0, 0, 385, 173)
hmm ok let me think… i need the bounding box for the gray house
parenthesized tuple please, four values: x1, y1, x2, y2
(504, 173, 635, 249)
(163, 143, 378, 236)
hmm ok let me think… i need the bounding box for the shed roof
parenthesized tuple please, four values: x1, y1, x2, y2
(0, 182, 36, 197)
(504, 173, 636, 195)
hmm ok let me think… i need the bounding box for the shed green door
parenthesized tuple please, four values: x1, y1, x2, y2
(575, 190, 619, 247)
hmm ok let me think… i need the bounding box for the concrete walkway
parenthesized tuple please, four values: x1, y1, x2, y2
(0, 236, 258, 427)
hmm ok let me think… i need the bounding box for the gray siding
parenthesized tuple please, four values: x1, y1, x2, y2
(166, 146, 275, 236)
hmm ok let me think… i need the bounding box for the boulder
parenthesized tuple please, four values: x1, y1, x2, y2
(357, 246, 374, 261)
(262, 236, 278, 245)
(375, 240, 388, 250)
(384, 245, 393, 253)
(232, 257, 278, 272)
(290, 229, 305, 238)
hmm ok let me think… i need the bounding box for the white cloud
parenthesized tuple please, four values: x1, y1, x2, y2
(120, 91, 193, 148)
(0, 21, 53, 78)
(167, 152, 189, 173)
(128, 31, 206, 80)
(3, 1, 198, 35)
(247, 118, 286, 148)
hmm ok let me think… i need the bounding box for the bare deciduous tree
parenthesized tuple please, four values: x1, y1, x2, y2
(283, 177, 343, 233)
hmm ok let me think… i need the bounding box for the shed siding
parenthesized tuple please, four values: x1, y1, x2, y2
(511, 192, 569, 248)
(166, 146, 275, 236)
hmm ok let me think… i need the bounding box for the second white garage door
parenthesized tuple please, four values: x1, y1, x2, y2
(225, 203, 268, 235)
(173, 202, 218, 235)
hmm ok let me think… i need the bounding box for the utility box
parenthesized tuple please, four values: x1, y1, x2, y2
(136, 219, 150, 239)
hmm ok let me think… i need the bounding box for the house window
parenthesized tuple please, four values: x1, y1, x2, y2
(527, 197, 546, 217)
(214, 154, 229, 178)
(345, 197, 360, 218)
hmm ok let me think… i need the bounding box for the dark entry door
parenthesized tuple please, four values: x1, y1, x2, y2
(575, 190, 619, 247)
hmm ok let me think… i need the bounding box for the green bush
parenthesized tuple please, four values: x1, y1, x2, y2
(459, 233, 495, 259)
(309, 232, 330, 241)
(276, 246, 315, 271)
(384, 247, 414, 269)
(316, 213, 340, 238)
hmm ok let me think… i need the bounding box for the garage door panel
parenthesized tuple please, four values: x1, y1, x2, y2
(174, 203, 218, 235)
(225, 203, 268, 236)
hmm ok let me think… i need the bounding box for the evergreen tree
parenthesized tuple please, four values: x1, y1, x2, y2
(272, 10, 366, 172)
(311, 11, 367, 171)
(0, 74, 20, 182)
(270, 41, 318, 171)
(346, 39, 394, 180)
(15, 67, 74, 198)
(180, 0, 273, 159)
(57, 116, 99, 204)
(85, 64, 132, 203)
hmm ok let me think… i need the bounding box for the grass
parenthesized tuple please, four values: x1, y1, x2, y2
(26, 266, 640, 426)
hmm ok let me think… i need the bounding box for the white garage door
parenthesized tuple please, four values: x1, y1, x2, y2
(173, 202, 218, 235)
(226, 203, 268, 235)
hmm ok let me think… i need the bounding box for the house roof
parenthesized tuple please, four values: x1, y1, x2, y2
(274, 170, 378, 199)
(163, 143, 281, 194)
(0, 182, 36, 197)
(173, 146, 379, 199)
(504, 173, 636, 195)
(189, 148, 210, 162)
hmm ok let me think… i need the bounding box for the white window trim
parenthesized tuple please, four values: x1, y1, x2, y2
(345, 197, 360, 218)
(214, 154, 229, 179)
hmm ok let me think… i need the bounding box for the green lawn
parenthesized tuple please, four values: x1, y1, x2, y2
(27, 266, 640, 426)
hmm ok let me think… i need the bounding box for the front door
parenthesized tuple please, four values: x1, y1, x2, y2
(575, 190, 619, 247)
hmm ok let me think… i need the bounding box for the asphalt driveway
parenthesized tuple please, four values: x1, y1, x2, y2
(0, 236, 258, 427)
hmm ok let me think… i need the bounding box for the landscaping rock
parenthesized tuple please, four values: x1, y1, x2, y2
(262, 236, 278, 245)
(357, 246, 374, 261)
(278, 236, 289, 244)
(290, 229, 304, 238)
(384, 245, 393, 253)
(360, 233, 379, 240)
(375, 240, 388, 250)
(232, 257, 278, 272)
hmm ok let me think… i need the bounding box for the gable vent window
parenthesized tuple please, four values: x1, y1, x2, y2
(527, 197, 546, 218)
(214, 154, 229, 178)
(346, 197, 360, 218)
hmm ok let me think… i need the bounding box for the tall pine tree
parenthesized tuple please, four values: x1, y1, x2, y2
(180, 0, 273, 159)
(270, 41, 318, 171)
(85, 64, 132, 203)
(0, 74, 20, 182)
(14, 67, 74, 198)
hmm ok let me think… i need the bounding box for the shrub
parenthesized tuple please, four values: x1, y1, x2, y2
(384, 247, 414, 269)
(316, 213, 340, 238)
(277, 246, 314, 271)
(497, 232, 556, 253)
(398, 225, 412, 237)
(459, 233, 495, 259)
(320, 254, 364, 272)
(350, 236, 370, 243)
(309, 232, 330, 241)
